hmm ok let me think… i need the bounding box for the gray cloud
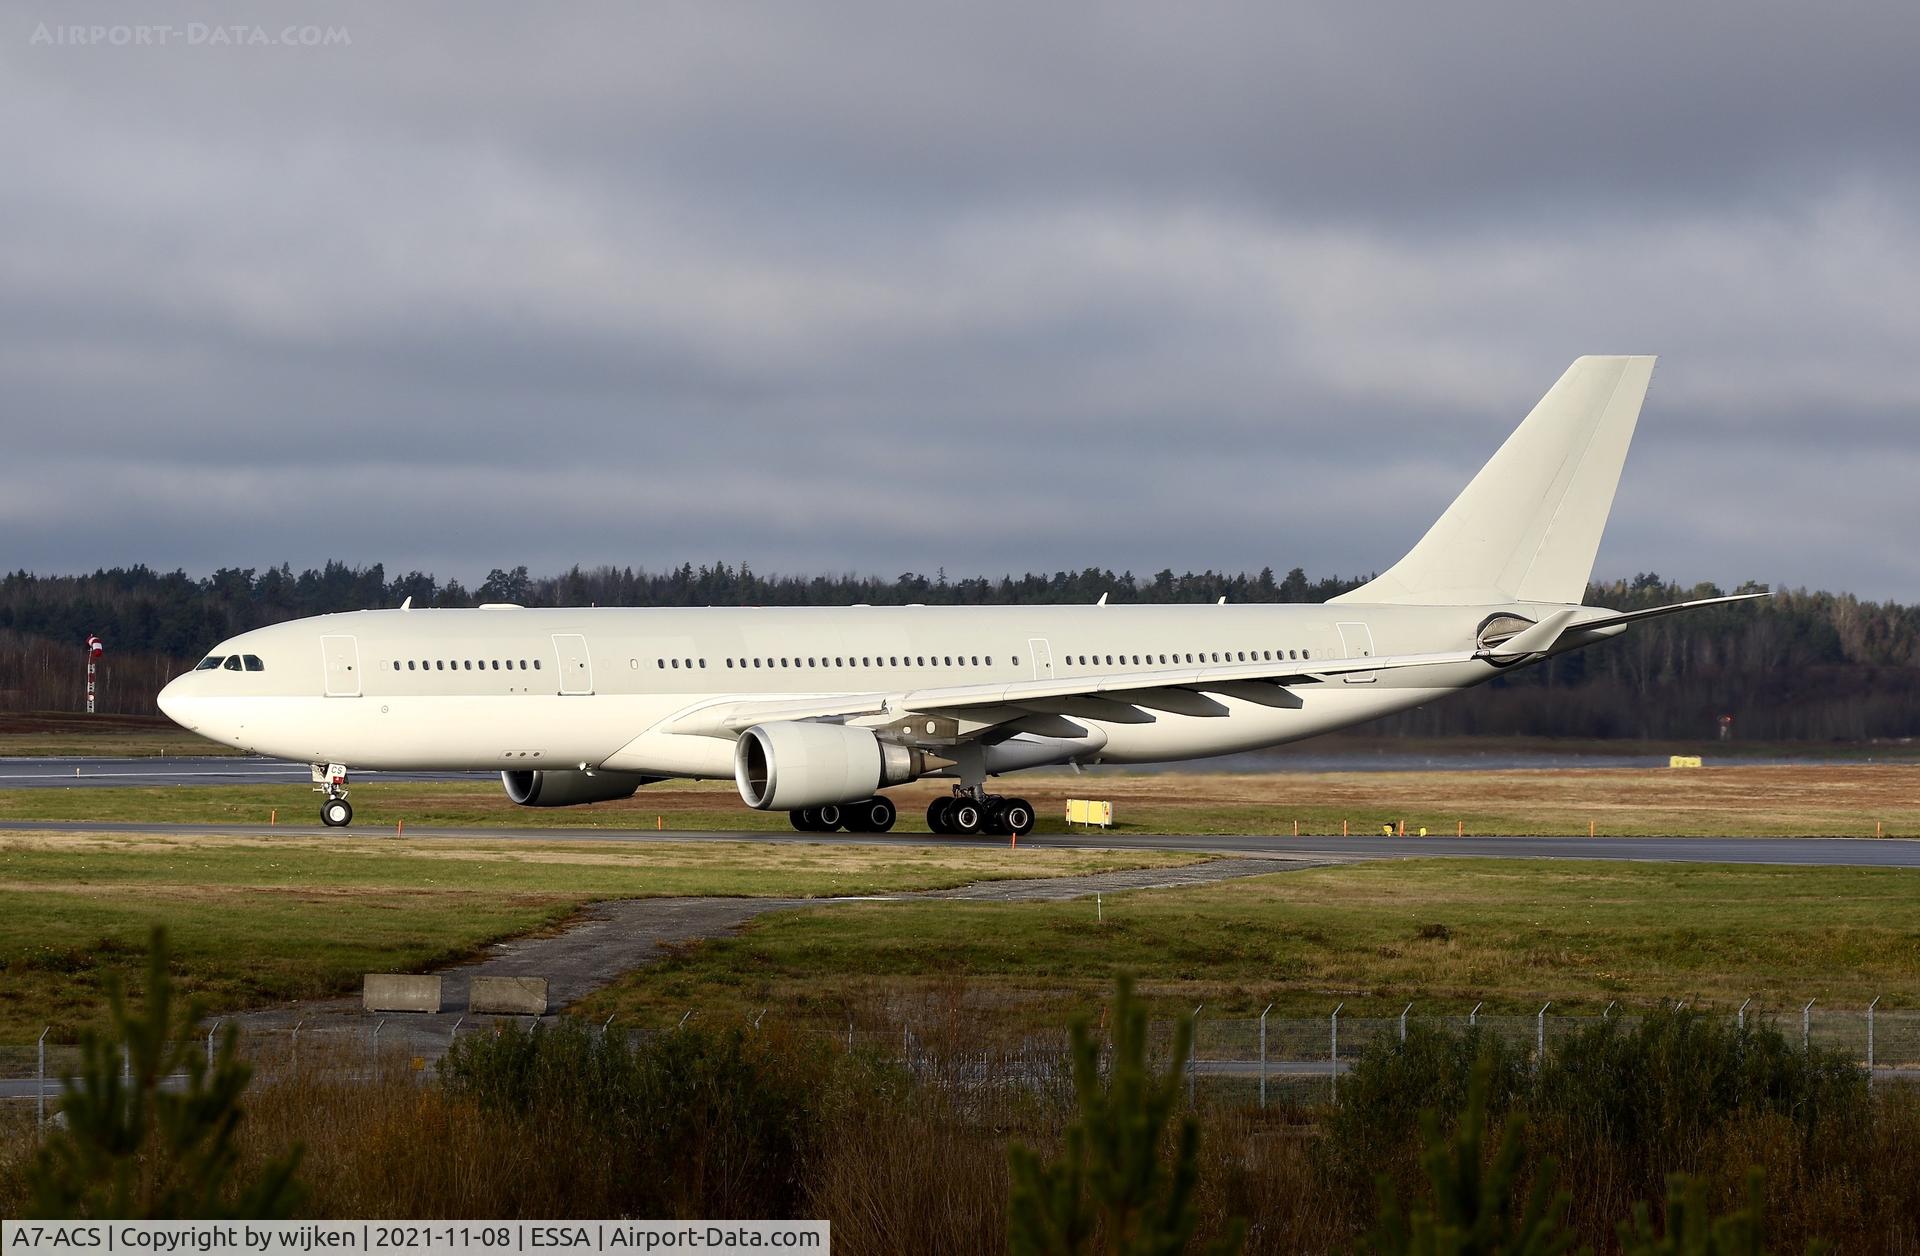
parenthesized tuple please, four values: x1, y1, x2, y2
(4, 0, 1919, 598)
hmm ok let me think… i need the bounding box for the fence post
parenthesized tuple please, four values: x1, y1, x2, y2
(1188, 1004, 1203, 1108)
(1536, 1002, 1550, 1067)
(1330, 1003, 1344, 1103)
(601, 1013, 614, 1035)
(37, 1026, 48, 1135)
(1868, 996, 1880, 1078)
(1469, 1001, 1482, 1028)
(371, 1018, 386, 1074)
(1399, 1002, 1412, 1043)
(206, 1019, 221, 1068)
(1737, 997, 1751, 1031)
(1802, 1000, 1815, 1053)
(451, 1016, 465, 1046)
(1603, 1001, 1616, 1021)
(1258, 1003, 1273, 1109)
(122, 1044, 130, 1084)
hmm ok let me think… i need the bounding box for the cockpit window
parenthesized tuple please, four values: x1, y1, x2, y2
(195, 656, 226, 671)
(242, 655, 264, 672)
(222, 656, 243, 671)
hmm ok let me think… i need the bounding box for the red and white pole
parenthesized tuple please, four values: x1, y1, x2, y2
(85, 634, 104, 715)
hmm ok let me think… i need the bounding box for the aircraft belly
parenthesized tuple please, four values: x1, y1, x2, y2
(216, 695, 658, 771)
(1088, 687, 1455, 764)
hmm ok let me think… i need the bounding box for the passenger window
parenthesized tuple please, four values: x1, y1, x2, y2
(493, 660, 502, 670)
(533, 659, 542, 669)
(1302, 649, 1310, 659)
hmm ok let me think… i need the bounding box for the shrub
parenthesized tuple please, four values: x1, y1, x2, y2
(1320, 1023, 1530, 1208)
(441, 1018, 822, 1217)
(23, 927, 302, 1219)
(1007, 975, 1242, 1255)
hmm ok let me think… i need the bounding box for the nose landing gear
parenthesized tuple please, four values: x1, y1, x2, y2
(313, 763, 353, 827)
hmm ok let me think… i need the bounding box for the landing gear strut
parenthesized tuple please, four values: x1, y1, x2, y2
(788, 796, 897, 834)
(314, 763, 353, 827)
(928, 787, 1034, 838)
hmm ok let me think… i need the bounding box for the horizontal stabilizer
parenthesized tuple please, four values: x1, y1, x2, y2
(1569, 591, 1773, 633)
(1479, 607, 1578, 661)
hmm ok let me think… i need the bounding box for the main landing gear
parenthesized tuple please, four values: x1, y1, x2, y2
(789, 796, 898, 834)
(927, 789, 1035, 838)
(314, 763, 353, 827)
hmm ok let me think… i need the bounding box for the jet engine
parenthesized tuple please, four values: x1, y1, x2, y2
(734, 722, 932, 810)
(501, 768, 657, 807)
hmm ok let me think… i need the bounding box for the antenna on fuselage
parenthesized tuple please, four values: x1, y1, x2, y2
(400, 596, 412, 611)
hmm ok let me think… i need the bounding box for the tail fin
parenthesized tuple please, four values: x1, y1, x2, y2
(1332, 355, 1656, 606)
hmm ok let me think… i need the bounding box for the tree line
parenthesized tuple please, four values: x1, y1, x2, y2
(3, 562, 1917, 741)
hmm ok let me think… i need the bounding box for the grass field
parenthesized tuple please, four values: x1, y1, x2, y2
(0, 711, 238, 758)
(4, 763, 1918, 836)
(579, 858, 1920, 1032)
(0, 829, 1198, 1039)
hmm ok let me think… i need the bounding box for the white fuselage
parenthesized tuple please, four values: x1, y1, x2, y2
(156, 600, 1532, 779)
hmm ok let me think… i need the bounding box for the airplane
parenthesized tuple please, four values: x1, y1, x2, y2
(158, 355, 1763, 836)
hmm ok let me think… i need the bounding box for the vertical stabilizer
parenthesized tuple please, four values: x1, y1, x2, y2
(1332, 355, 1656, 606)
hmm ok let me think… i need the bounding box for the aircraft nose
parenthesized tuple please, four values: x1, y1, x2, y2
(156, 675, 196, 729)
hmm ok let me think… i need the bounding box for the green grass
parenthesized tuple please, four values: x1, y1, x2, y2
(0, 831, 1197, 1039)
(580, 859, 1920, 1031)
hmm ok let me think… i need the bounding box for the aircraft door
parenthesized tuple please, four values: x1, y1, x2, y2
(320, 634, 361, 697)
(552, 634, 593, 695)
(1336, 622, 1377, 683)
(1027, 638, 1054, 680)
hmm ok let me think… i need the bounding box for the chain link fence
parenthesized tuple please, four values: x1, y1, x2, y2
(6, 1001, 1917, 1135)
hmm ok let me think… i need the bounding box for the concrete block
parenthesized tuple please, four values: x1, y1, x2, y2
(470, 975, 549, 1015)
(363, 974, 444, 1013)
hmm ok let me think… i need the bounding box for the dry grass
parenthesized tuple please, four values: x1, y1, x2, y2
(5, 764, 1917, 836)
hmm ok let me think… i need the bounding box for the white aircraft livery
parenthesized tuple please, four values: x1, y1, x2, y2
(159, 356, 1762, 835)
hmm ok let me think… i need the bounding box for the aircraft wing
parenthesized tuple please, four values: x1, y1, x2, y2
(665, 647, 1478, 739)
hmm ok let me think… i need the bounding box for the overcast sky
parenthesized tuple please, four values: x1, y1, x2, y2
(5, 2, 1918, 599)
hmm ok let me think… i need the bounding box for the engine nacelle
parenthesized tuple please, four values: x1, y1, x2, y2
(501, 768, 656, 808)
(734, 722, 928, 810)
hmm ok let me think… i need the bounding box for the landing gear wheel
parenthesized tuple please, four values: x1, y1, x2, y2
(926, 797, 955, 835)
(815, 803, 846, 832)
(984, 801, 1011, 836)
(1002, 798, 1036, 837)
(948, 799, 984, 836)
(789, 809, 817, 832)
(848, 796, 896, 833)
(320, 798, 353, 828)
